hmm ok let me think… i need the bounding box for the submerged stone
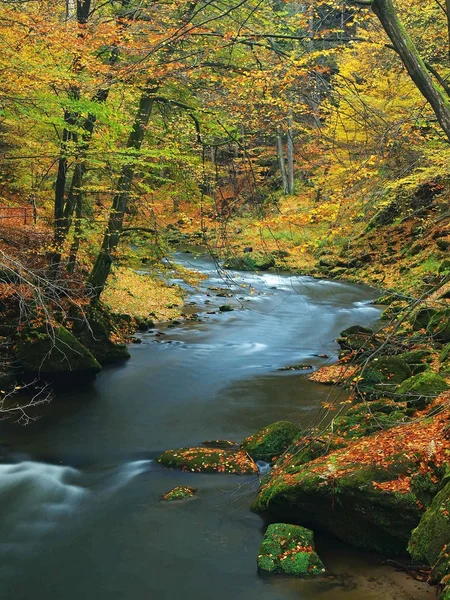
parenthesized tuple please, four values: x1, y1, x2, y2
(257, 523, 326, 576)
(156, 447, 258, 474)
(241, 421, 300, 462)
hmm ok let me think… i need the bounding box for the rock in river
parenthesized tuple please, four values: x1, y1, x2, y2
(241, 421, 299, 462)
(156, 446, 258, 474)
(257, 523, 326, 576)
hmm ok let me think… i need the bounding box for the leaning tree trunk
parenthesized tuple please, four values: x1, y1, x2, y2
(88, 86, 158, 298)
(349, 0, 450, 143)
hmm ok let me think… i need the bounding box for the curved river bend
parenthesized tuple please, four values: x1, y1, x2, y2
(0, 253, 433, 600)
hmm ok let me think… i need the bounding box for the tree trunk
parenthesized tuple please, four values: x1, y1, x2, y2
(350, 0, 450, 142)
(89, 86, 158, 298)
(276, 127, 288, 195)
(446, 0, 450, 57)
(287, 112, 295, 194)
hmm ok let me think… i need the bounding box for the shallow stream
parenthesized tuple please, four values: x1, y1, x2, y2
(0, 253, 434, 599)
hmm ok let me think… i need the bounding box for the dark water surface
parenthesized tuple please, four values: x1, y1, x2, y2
(0, 254, 433, 599)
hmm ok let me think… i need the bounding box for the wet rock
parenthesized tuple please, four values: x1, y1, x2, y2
(73, 301, 130, 365)
(16, 326, 101, 384)
(357, 356, 412, 399)
(219, 305, 234, 312)
(409, 480, 450, 566)
(257, 524, 326, 576)
(397, 372, 448, 410)
(202, 440, 239, 449)
(241, 421, 299, 462)
(224, 252, 275, 271)
(156, 447, 258, 474)
(161, 486, 198, 502)
(253, 456, 421, 554)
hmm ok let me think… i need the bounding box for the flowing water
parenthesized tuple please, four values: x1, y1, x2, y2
(0, 253, 434, 599)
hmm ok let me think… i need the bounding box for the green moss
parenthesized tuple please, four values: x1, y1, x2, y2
(409, 481, 450, 565)
(254, 458, 421, 554)
(156, 446, 258, 474)
(358, 356, 412, 399)
(224, 252, 275, 271)
(73, 301, 130, 365)
(257, 524, 326, 576)
(161, 486, 198, 501)
(428, 310, 450, 343)
(440, 344, 450, 364)
(397, 372, 448, 410)
(400, 349, 433, 374)
(241, 421, 300, 462)
(16, 326, 101, 382)
(333, 401, 408, 438)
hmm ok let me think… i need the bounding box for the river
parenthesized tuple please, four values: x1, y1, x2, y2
(0, 252, 434, 599)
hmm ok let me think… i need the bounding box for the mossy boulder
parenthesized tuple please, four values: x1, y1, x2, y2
(253, 458, 421, 554)
(241, 421, 300, 462)
(400, 349, 433, 375)
(156, 446, 258, 474)
(161, 486, 198, 502)
(408, 480, 450, 565)
(333, 400, 408, 439)
(257, 524, 326, 576)
(396, 372, 448, 410)
(358, 356, 412, 398)
(439, 260, 450, 275)
(340, 325, 374, 337)
(440, 344, 450, 364)
(428, 310, 450, 343)
(224, 252, 275, 271)
(429, 543, 450, 598)
(73, 301, 130, 365)
(336, 326, 378, 358)
(16, 326, 101, 383)
(412, 308, 437, 331)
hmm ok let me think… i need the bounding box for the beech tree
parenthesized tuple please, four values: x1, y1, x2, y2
(347, 0, 450, 142)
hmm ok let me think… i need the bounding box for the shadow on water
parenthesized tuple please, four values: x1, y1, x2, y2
(0, 253, 434, 600)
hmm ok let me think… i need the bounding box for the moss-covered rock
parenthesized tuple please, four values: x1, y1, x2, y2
(333, 400, 408, 439)
(408, 480, 450, 565)
(426, 310, 450, 343)
(336, 327, 378, 358)
(257, 523, 326, 576)
(400, 349, 433, 374)
(224, 252, 275, 271)
(439, 260, 450, 275)
(429, 543, 450, 598)
(340, 325, 374, 337)
(73, 301, 130, 365)
(241, 421, 300, 462)
(16, 326, 101, 383)
(396, 372, 448, 410)
(440, 344, 450, 364)
(358, 356, 412, 398)
(156, 446, 258, 474)
(253, 458, 421, 554)
(412, 308, 437, 331)
(161, 486, 198, 501)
